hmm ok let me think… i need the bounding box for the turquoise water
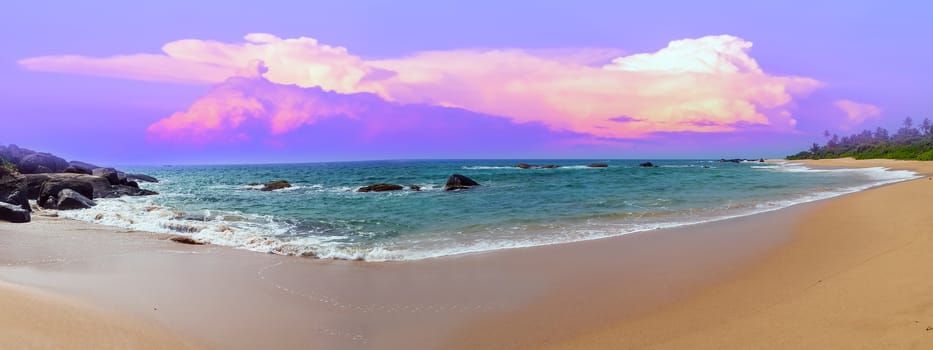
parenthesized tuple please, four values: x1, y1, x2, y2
(59, 160, 917, 261)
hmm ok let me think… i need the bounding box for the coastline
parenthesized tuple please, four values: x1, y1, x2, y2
(1, 158, 931, 349)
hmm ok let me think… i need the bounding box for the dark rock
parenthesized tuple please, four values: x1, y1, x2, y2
(34, 165, 53, 173)
(357, 184, 404, 192)
(588, 163, 609, 168)
(445, 174, 480, 191)
(517, 163, 560, 169)
(0, 201, 30, 223)
(126, 180, 139, 188)
(247, 182, 260, 186)
(39, 179, 95, 207)
(26, 173, 111, 200)
(638, 162, 655, 167)
(18, 153, 69, 174)
(98, 185, 158, 198)
(758, 158, 765, 163)
(63, 166, 92, 175)
(68, 161, 100, 174)
(260, 180, 292, 191)
(126, 173, 159, 183)
(169, 236, 206, 245)
(0, 144, 36, 165)
(52, 189, 97, 210)
(718, 159, 742, 163)
(92, 167, 126, 185)
(409, 185, 422, 191)
(0, 166, 29, 210)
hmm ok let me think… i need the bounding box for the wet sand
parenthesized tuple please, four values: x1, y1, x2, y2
(1, 158, 931, 349)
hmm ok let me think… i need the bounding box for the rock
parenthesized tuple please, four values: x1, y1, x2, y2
(98, 185, 158, 198)
(18, 153, 69, 174)
(169, 236, 206, 245)
(63, 166, 92, 175)
(25, 173, 111, 200)
(445, 174, 480, 191)
(68, 161, 100, 174)
(517, 163, 559, 169)
(0, 166, 29, 210)
(639, 162, 655, 167)
(34, 165, 53, 173)
(758, 158, 765, 163)
(52, 189, 97, 210)
(0, 144, 36, 165)
(718, 159, 742, 163)
(260, 180, 291, 191)
(38, 179, 95, 207)
(409, 185, 422, 191)
(126, 173, 159, 183)
(0, 201, 30, 223)
(92, 167, 126, 185)
(357, 184, 404, 192)
(247, 182, 260, 186)
(126, 181, 139, 189)
(587, 163, 609, 168)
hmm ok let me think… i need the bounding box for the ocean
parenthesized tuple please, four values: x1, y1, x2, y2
(57, 160, 918, 261)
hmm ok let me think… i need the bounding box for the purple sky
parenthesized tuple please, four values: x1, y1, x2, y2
(2, 1, 931, 165)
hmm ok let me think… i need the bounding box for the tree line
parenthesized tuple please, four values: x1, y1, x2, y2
(787, 117, 933, 160)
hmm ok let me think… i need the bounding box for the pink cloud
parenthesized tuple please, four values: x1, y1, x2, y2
(833, 99, 881, 129)
(21, 33, 823, 140)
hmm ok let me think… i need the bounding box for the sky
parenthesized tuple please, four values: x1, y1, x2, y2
(2, 0, 931, 164)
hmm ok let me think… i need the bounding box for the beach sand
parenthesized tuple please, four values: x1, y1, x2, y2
(1, 158, 931, 349)
(0, 281, 201, 349)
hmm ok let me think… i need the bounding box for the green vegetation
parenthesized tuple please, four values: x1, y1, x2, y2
(787, 117, 933, 160)
(1, 157, 18, 173)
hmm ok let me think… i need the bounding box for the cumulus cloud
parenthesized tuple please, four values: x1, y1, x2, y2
(833, 99, 881, 129)
(21, 33, 824, 140)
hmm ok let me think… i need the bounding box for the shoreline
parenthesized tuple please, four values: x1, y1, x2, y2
(1, 158, 932, 348)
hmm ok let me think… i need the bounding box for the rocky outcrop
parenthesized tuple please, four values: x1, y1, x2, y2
(39, 179, 95, 207)
(45, 189, 97, 210)
(1, 166, 29, 211)
(26, 173, 155, 200)
(92, 167, 126, 186)
(587, 163, 608, 168)
(0, 201, 30, 223)
(639, 162, 656, 167)
(260, 180, 292, 191)
(408, 185, 422, 191)
(445, 174, 480, 191)
(18, 153, 69, 174)
(357, 184, 404, 192)
(68, 161, 99, 174)
(63, 165, 92, 175)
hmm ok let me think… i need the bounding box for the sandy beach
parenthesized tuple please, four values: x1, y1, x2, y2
(2, 158, 932, 349)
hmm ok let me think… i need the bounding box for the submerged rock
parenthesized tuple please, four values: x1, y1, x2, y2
(357, 184, 404, 192)
(126, 173, 159, 183)
(169, 236, 206, 245)
(638, 162, 656, 168)
(517, 163, 560, 169)
(260, 180, 292, 191)
(444, 174, 480, 191)
(408, 185, 422, 191)
(587, 163, 609, 168)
